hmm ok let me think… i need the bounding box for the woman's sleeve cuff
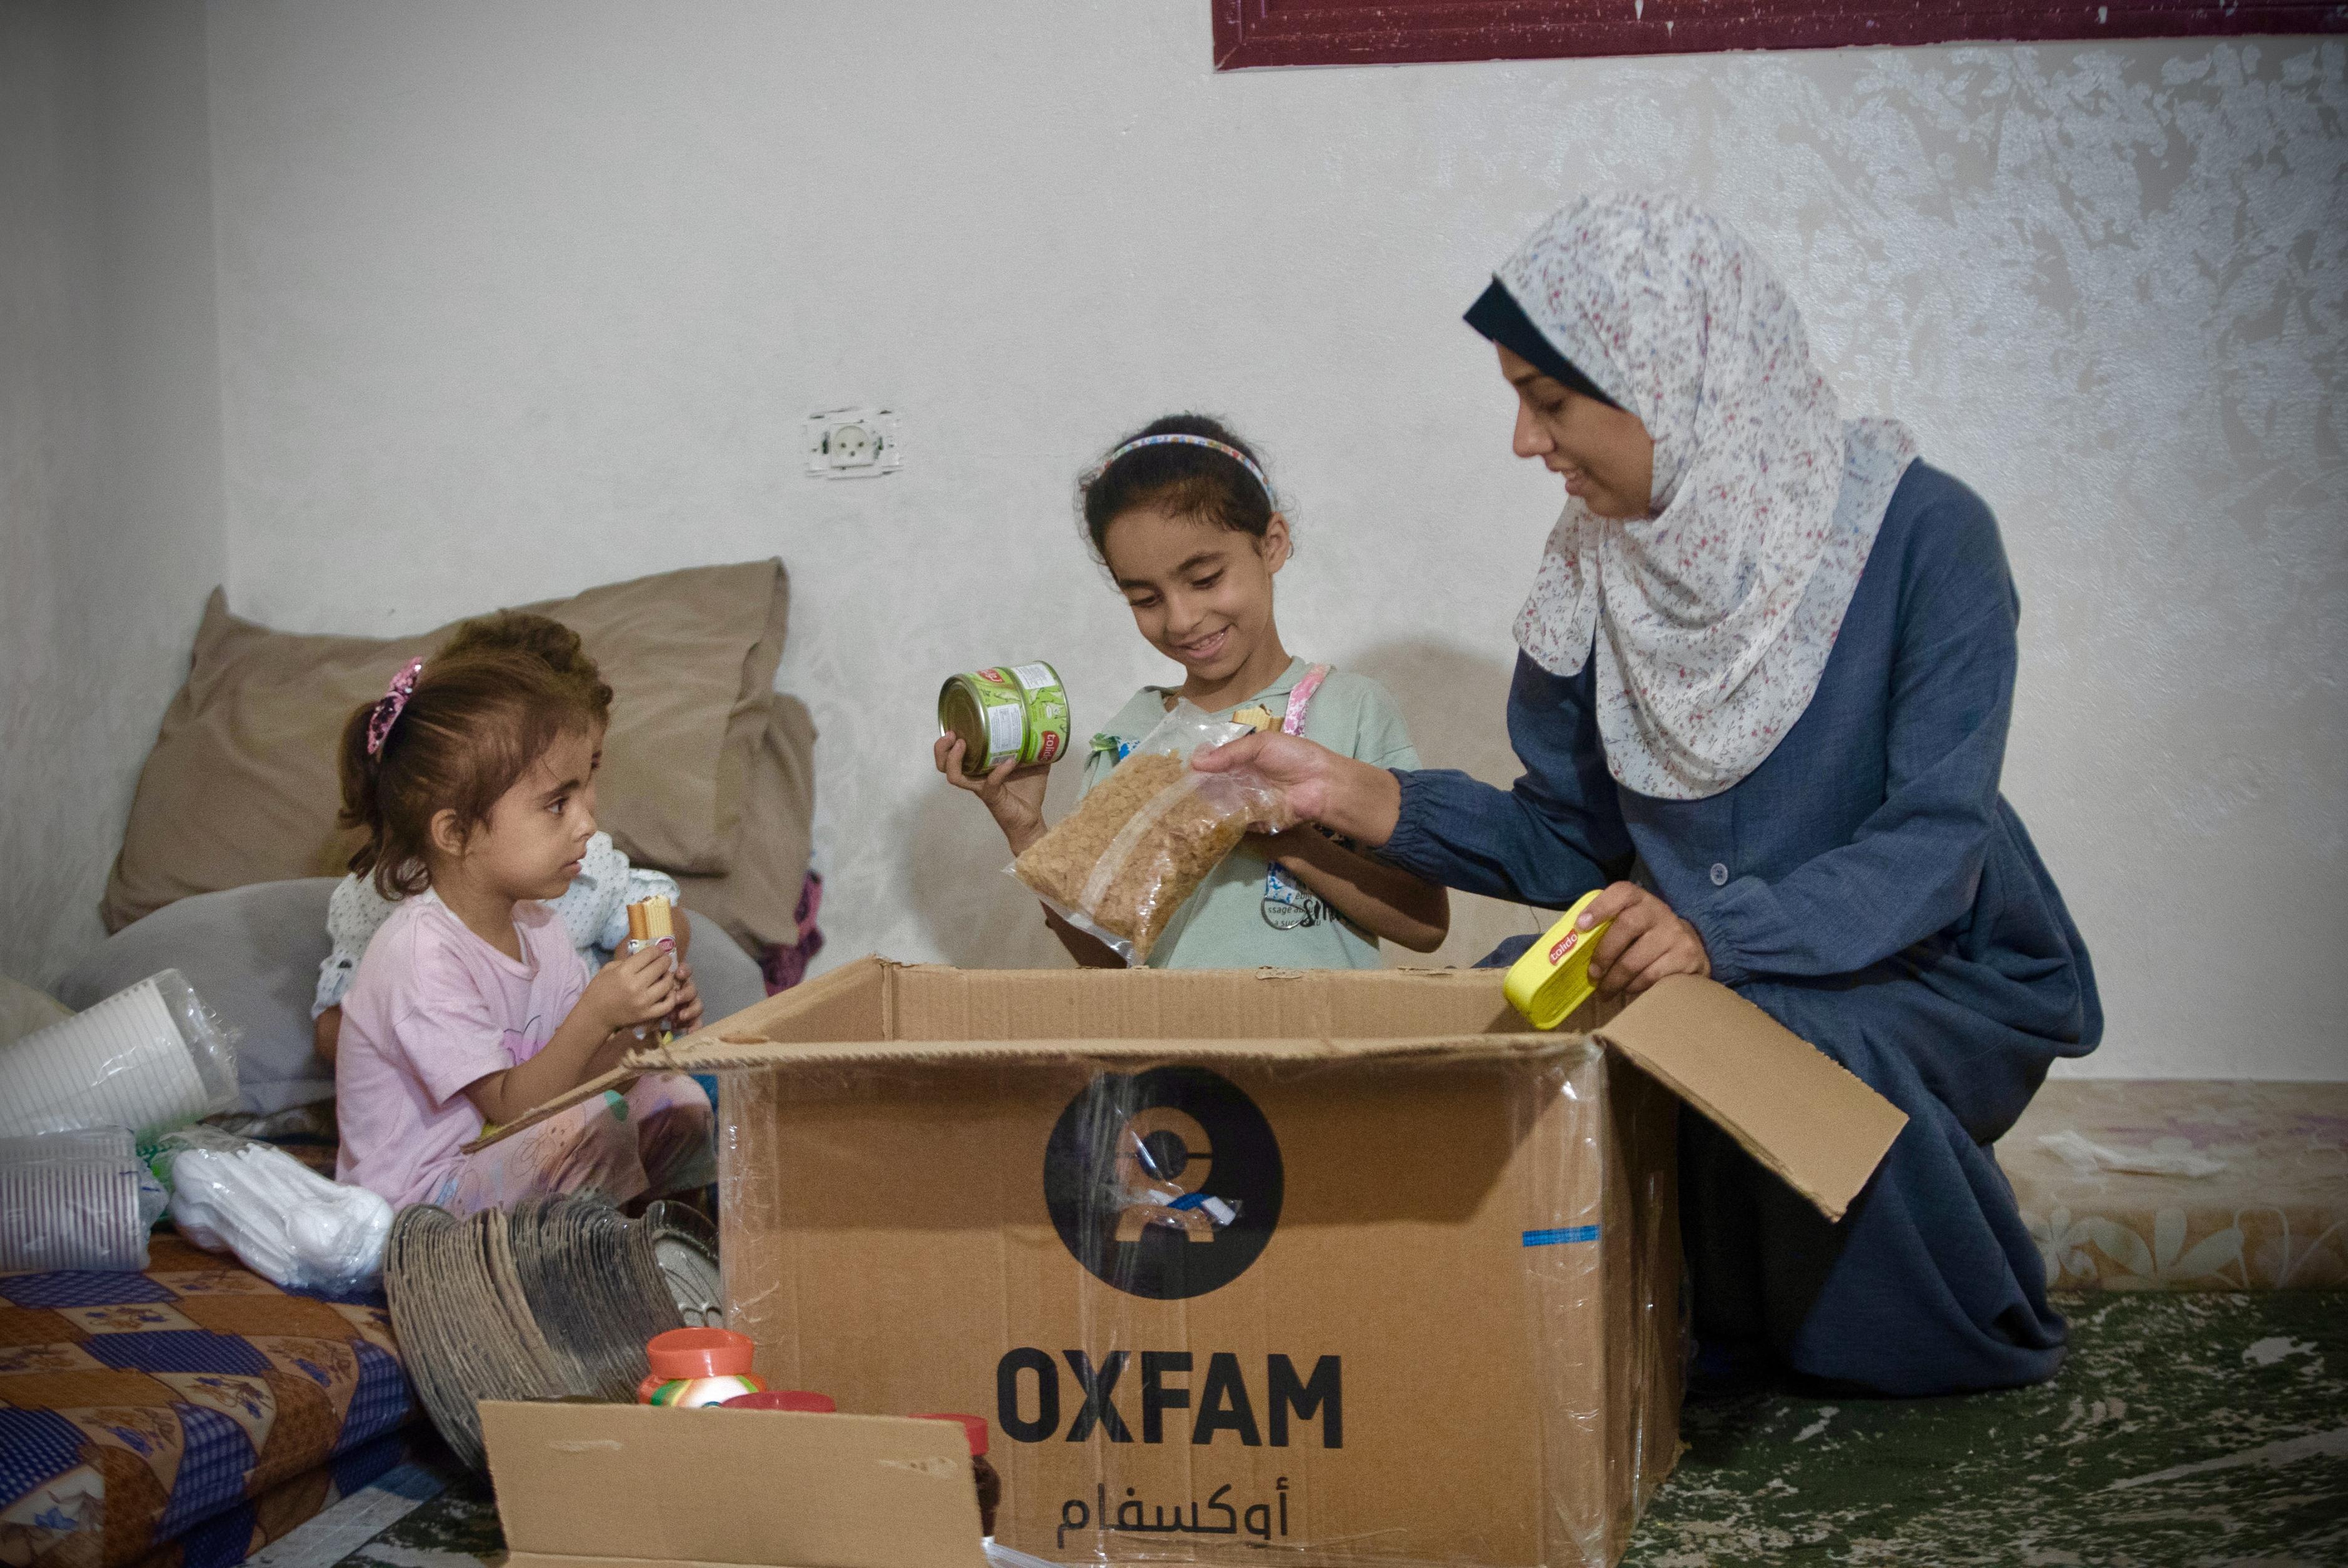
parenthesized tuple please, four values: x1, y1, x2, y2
(1683, 890, 1752, 990)
(1376, 769, 1444, 878)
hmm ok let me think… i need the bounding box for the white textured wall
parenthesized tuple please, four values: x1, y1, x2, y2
(0, 0, 225, 991)
(149, 4, 2348, 1077)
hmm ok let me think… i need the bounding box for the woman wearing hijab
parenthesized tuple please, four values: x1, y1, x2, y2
(1197, 194, 2101, 1396)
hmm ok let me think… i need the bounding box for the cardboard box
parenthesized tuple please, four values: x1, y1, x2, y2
(636, 960, 1903, 1567)
(480, 1401, 989, 1568)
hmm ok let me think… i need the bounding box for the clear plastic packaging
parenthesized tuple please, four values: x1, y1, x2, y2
(0, 1127, 167, 1271)
(1011, 703, 1296, 963)
(2036, 1128, 2227, 1178)
(0, 969, 239, 1140)
(157, 1126, 393, 1292)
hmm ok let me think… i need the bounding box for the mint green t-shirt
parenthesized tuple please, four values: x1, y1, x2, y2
(1078, 658, 1421, 970)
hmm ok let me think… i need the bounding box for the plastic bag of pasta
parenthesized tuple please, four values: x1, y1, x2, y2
(1012, 702, 1296, 964)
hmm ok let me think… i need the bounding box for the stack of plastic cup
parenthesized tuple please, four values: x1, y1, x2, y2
(0, 969, 238, 1141)
(0, 1128, 166, 1271)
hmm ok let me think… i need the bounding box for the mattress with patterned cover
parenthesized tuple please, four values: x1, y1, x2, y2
(2000, 1079, 2348, 1290)
(0, 1236, 417, 1568)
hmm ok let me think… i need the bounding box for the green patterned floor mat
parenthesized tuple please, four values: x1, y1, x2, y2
(1626, 1291, 2346, 1567)
(336, 1293, 2344, 1568)
(327, 1467, 498, 1568)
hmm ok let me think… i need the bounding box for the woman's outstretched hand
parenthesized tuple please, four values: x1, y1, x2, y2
(1190, 731, 1403, 846)
(1581, 882, 1710, 998)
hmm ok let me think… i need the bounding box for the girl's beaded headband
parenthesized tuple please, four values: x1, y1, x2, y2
(1088, 434, 1273, 506)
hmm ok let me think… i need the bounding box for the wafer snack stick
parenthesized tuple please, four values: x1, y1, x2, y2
(624, 897, 678, 1043)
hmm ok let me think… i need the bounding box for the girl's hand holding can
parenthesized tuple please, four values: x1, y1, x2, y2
(934, 734, 1052, 856)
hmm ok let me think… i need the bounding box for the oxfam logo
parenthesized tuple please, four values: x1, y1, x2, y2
(1042, 1066, 1283, 1301)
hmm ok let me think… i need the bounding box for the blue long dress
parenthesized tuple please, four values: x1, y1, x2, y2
(1381, 461, 2101, 1395)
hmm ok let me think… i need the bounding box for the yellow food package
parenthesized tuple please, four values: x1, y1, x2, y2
(1503, 889, 1615, 1030)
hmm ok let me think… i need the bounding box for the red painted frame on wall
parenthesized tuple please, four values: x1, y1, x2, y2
(1212, 0, 2346, 69)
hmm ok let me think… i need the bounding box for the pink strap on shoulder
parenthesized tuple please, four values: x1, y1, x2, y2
(1281, 664, 1333, 737)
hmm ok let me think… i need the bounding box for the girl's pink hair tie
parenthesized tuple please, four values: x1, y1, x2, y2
(365, 658, 425, 757)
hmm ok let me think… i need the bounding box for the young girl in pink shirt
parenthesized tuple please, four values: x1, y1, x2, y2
(332, 648, 713, 1214)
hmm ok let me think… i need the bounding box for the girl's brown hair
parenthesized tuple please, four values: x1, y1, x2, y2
(440, 610, 614, 722)
(337, 651, 596, 899)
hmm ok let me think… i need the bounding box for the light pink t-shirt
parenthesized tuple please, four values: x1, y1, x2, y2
(335, 891, 588, 1206)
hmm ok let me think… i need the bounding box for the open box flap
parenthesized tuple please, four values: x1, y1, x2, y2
(626, 955, 1564, 1072)
(1593, 974, 1907, 1221)
(481, 1402, 985, 1568)
(461, 1064, 633, 1153)
(613, 956, 1902, 1221)
(636, 1030, 1580, 1070)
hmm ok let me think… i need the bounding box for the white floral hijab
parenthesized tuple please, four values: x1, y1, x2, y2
(1491, 193, 1919, 800)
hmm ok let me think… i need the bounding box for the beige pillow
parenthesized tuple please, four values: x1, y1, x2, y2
(671, 692, 818, 954)
(103, 561, 789, 933)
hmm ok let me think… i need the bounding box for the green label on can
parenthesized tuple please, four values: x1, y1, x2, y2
(1004, 662, 1072, 765)
(941, 662, 1072, 776)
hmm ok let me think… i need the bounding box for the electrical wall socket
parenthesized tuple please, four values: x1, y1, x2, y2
(805, 407, 900, 478)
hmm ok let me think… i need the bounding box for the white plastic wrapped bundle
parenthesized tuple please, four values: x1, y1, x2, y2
(0, 970, 238, 1140)
(0, 1128, 167, 1271)
(160, 1127, 393, 1293)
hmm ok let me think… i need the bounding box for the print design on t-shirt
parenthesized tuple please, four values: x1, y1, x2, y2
(498, 1013, 551, 1069)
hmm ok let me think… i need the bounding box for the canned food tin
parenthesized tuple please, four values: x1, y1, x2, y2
(939, 662, 1073, 778)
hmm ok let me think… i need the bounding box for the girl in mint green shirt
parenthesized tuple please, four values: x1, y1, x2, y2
(933, 415, 1448, 968)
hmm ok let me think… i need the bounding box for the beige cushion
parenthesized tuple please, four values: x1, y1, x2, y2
(104, 561, 791, 934)
(671, 691, 817, 954)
